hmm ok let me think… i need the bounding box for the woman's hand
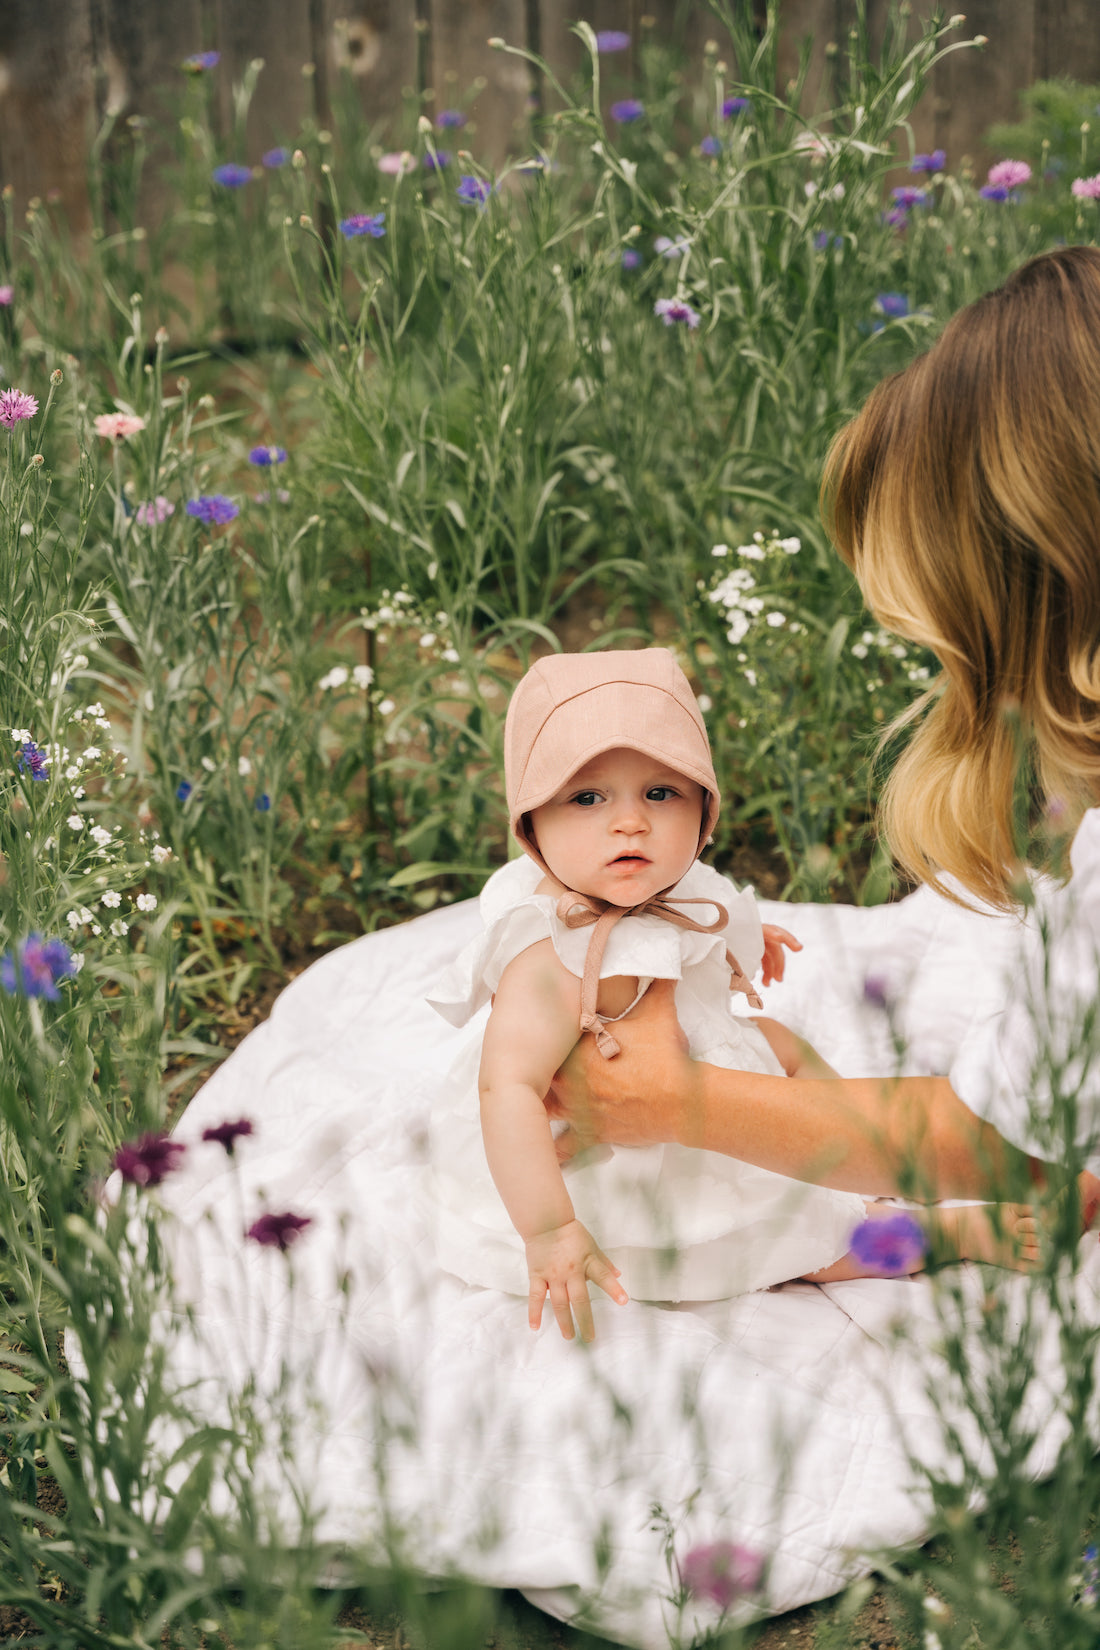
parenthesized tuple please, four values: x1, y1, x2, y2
(546, 978, 700, 1162)
(525, 1219, 628, 1341)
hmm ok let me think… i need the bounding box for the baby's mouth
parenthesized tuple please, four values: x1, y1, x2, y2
(610, 853, 649, 867)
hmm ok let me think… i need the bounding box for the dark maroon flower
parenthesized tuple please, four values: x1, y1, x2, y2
(114, 1132, 186, 1187)
(247, 1210, 312, 1251)
(202, 1117, 254, 1155)
(681, 1541, 764, 1609)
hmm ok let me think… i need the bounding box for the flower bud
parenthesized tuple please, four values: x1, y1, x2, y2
(30, 453, 44, 467)
(50, 368, 63, 385)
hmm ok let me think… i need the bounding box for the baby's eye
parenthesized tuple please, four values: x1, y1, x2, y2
(571, 790, 601, 807)
(646, 785, 678, 801)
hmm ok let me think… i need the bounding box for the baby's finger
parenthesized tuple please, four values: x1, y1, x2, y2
(528, 1279, 546, 1331)
(588, 1253, 629, 1306)
(549, 1281, 576, 1341)
(570, 1279, 595, 1343)
(769, 925, 802, 951)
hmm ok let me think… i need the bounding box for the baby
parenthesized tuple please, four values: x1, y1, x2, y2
(429, 649, 1038, 1340)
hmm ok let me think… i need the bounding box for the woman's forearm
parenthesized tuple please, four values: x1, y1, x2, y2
(690, 1064, 1041, 1200)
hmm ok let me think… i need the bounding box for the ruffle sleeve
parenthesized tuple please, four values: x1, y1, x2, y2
(426, 854, 766, 1028)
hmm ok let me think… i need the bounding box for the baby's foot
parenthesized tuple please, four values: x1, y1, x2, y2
(933, 1202, 1040, 1271)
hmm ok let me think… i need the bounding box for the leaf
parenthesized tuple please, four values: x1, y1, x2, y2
(387, 861, 489, 889)
(0, 1370, 34, 1393)
(443, 498, 467, 530)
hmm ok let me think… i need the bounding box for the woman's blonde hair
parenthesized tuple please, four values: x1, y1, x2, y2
(823, 245, 1100, 911)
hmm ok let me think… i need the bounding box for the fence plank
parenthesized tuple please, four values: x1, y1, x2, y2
(429, 0, 531, 166)
(0, 0, 96, 225)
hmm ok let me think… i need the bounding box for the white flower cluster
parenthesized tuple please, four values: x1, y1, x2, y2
(707, 532, 801, 645)
(360, 587, 461, 665)
(318, 664, 375, 692)
(849, 626, 928, 683)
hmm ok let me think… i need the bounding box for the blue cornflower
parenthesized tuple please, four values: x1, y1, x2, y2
(176, 780, 193, 801)
(813, 230, 843, 250)
(249, 445, 287, 466)
(262, 147, 290, 168)
(883, 206, 909, 229)
(979, 184, 1012, 202)
(722, 96, 750, 118)
(436, 109, 467, 129)
(183, 51, 220, 73)
(911, 149, 946, 173)
(423, 150, 452, 171)
(211, 163, 252, 189)
(186, 494, 239, 526)
(621, 248, 642, 270)
(16, 739, 49, 781)
(610, 99, 645, 124)
(890, 185, 928, 209)
(596, 30, 630, 52)
(0, 934, 76, 1001)
(256, 793, 271, 812)
(456, 175, 492, 206)
(849, 1212, 926, 1276)
(340, 211, 386, 239)
(700, 136, 723, 157)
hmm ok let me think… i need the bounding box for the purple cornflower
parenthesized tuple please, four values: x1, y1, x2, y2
(249, 445, 287, 466)
(17, 739, 49, 781)
(610, 99, 645, 124)
(621, 248, 642, 270)
(911, 149, 946, 173)
(987, 159, 1031, 189)
(0, 389, 38, 429)
(211, 163, 252, 189)
(681, 1542, 764, 1609)
(183, 51, 220, 73)
(456, 174, 492, 206)
(862, 973, 891, 1009)
(1072, 174, 1100, 199)
(0, 286, 12, 306)
(135, 496, 174, 526)
(186, 494, 239, 526)
(436, 109, 467, 128)
(813, 230, 843, 250)
(849, 1211, 926, 1276)
(979, 184, 1012, 202)
(0, 934, 76, 1001)
(1079, 1545, 1100, 1606)
(654, 297, 701, 329)
(202, 1117, 255, 1155)
(114, 1131, 186, 1188)
(722, 96, 750, 118)
(255, 792, 271, 812)
(262, 147, 289, 168)
(873, 291, 910, 324)
(175, 780, 192, 801)
(422, 150, 452, 171)
(247, 1210, 312, 1251)
(883, 206, 909, 229)
(340, 211, 386, 239)
(890, 185, 928, 209)
(700, 136, 723, 157)
(596, 30, 631, 52)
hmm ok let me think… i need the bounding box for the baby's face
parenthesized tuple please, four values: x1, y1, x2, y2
(528, 746, 704, 906)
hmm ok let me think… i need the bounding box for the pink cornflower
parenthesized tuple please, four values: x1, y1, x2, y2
(135, 496, 175, 526)
(1072, 174, 1100, 200)
(378, 151, 415, 176)
(0, 286, 12, 306)
(94, 411, 146, 441)
(0, 389, 38, 429)
(986, 159, 1031, 190)
(681, 1542, 764, 1609)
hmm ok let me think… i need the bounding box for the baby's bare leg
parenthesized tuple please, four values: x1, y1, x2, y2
(803, 1197, 1040, 1284)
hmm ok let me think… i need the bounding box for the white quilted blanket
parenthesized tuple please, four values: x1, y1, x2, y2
(156, 886, 1100, 1647)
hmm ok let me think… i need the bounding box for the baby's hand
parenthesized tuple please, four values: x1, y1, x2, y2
(525, 1219, 629, 1342)
(761, 923, 802, 986)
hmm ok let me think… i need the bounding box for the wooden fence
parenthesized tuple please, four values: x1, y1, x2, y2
(1, 1, 1099, 225)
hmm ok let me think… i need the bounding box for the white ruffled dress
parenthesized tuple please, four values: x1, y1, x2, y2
(427, 855, 867, 1301)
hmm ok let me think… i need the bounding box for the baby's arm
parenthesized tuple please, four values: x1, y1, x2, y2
(480, 939, 629, 1341)
(753, 1015, 841, 1080)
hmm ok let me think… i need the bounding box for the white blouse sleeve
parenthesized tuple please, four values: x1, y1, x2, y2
(948, 811, 1100, 1165)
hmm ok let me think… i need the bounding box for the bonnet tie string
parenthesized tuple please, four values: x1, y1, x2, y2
(555, 888, 763, 1059)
